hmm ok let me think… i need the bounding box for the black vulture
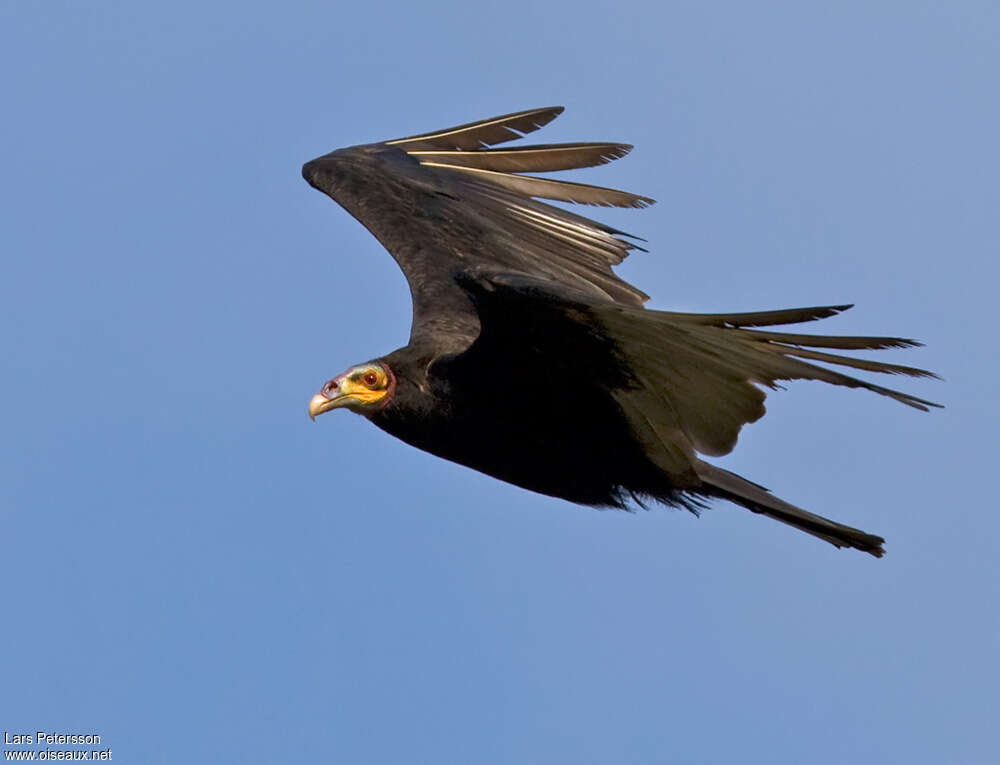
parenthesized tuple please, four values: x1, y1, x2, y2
(302, 106, 938, 557)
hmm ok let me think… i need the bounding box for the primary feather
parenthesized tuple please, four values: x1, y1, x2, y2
(386, 105, 565, 149)
(407, 142, 633, 172)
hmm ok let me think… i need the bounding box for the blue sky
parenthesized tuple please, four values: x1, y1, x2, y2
(2, 1, 996, 762)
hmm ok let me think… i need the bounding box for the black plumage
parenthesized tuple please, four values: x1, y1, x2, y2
(303, 106, 939, 557)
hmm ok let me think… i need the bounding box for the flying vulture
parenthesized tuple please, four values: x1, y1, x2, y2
(302, 106, 938, 557)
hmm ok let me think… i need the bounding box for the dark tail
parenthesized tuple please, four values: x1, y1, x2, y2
(695, 461, 886, 557)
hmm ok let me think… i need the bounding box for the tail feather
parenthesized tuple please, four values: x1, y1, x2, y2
(695, 462, 886, 556)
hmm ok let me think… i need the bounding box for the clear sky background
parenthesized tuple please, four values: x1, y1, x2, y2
(2, 1, 996, 762)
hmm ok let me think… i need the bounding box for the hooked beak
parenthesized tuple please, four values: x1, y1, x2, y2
(309, 393, 335, 421)
(309, 389, 353, 420)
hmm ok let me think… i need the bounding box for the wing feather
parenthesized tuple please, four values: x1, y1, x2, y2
(667, 305, 854, 327)
(770, 346, 938, 379)
(407, 143, 632, 172)
(737, 329, 921, 350)
(386, 106, 564, 150)
(421, 162, 653, 208)
(453, 179, 650, 305)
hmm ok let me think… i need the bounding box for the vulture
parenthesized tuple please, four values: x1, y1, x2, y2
(302, 106, 938, 557)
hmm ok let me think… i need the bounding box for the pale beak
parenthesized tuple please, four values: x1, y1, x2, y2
(309, 392, 346, 421)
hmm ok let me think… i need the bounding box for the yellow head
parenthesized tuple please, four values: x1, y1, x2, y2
(308, 362, 394, 419)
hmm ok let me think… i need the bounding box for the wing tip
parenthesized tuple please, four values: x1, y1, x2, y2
(386, 105, 568, 150)
(518, 105, 566, 133)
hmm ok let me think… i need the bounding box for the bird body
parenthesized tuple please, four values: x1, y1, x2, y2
(303, 107, 938, 557)
(370, 341, 649, 509)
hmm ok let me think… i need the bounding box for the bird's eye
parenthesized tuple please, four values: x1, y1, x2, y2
(363, 371, 379, 388)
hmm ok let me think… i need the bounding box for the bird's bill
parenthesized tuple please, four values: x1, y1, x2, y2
(308, 392, 346, 420)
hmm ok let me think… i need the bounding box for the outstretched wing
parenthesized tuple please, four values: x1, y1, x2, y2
(447, 269, 938, 555)
(302, 106, 652, 354)
(454, 268, 938, 450)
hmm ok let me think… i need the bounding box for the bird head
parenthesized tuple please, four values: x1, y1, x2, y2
(309, 361, 395, 420)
